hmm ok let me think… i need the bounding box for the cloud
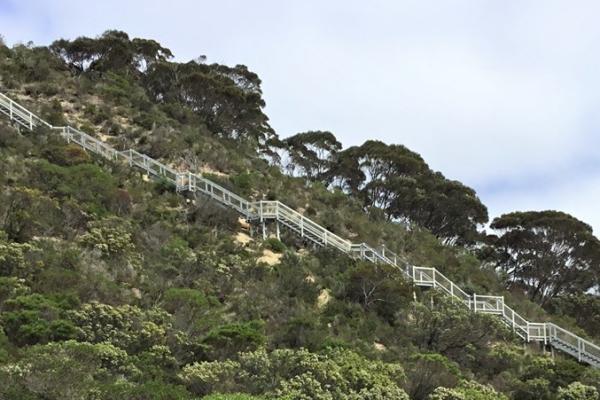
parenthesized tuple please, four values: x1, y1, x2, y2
(1, 0, 599, 232)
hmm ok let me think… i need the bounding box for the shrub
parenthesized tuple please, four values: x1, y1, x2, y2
(202, 320, 266, 360)
(68, 302, 170, 353)
(1, 294, 77, 346)
(263, 237, 286, 253)
(43, 142, 92, 166)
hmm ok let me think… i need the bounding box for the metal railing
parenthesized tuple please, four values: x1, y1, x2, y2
(0, 91, 598, 368)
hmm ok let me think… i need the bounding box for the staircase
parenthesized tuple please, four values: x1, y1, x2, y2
(0, 92, 598, 368)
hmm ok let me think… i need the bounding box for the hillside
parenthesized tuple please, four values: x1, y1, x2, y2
(0, 31, 599, 400)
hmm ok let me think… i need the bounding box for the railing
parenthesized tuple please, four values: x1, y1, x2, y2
(0, 91, 598, 368)
(0, 93, 52, 130)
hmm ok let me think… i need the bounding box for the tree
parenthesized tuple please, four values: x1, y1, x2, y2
(489, 211, 600, 305)
(0, 340, 131, 399)
(202, 320, 266, 360)
(1, 293, 77, 346)
(558, 382, 600, 400)
(429, 380, 508, 400)
(343, 262, 412, 324)
(0, 232, 39, 278)
(400, 298, 507, 368)
(405, 353, 461, 400)
(327, 140, 487, 242)
(388, 173, 488, 243)
(68, 302, 170, 353)
(283, 130, 342, 179)
(546, 294, 600, 339)
(50, 30, 172, 75)
(180, 347, 409, 399)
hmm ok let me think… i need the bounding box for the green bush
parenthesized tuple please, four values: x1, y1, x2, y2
(1, 294, 77, 346)
(202, 320, 266, 360)
(263, 237, 286, 253)
(203, 395, 265, 400)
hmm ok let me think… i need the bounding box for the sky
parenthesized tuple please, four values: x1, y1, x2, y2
(1, 0, 599, 234)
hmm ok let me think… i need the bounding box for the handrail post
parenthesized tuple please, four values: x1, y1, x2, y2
(29, 113, 33, 130)
(511, 310, 515, 331)
(9, 100, 13, 119)
(473, 293, 477, 312)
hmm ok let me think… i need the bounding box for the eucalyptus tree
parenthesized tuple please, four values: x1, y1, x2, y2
(489, 211, 600, 305)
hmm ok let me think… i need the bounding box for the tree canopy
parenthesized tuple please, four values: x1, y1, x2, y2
(327, 140, 488, 242)
(488, 211, 600, 305)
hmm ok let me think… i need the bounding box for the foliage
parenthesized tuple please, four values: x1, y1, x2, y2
(557, 382, 600, 400)
(202, 320, 266, 360)
(429, 380, 508, 400)
(0, 340, 131, 399)
(328, 140, 488, 243)
(50, 30, 173, 74)
(0, 233, 40, 278)
(68, 302, 170, 353)
(547, 294, 600, 341)
(262, 237, 286, 252)
(180, 347, 409, 399)
(282, 130, 342, 179)
(488, 211, 600, 305)
(1, 293, 77, 346)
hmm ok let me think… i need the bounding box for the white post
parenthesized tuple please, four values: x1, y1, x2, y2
(473, 294, 477, 312)
(512, 311, 515, 331)
(276, 221, 280, 240)
(9, 101, 13, 119)
(29, 114, 33, 130)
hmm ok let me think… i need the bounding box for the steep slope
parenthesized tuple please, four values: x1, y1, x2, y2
(2, 91, 598, 368)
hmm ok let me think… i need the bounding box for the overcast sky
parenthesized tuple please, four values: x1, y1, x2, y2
(2, 0, 599, 234)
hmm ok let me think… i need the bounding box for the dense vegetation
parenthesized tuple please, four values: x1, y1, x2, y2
(0, 31, 599, 399)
